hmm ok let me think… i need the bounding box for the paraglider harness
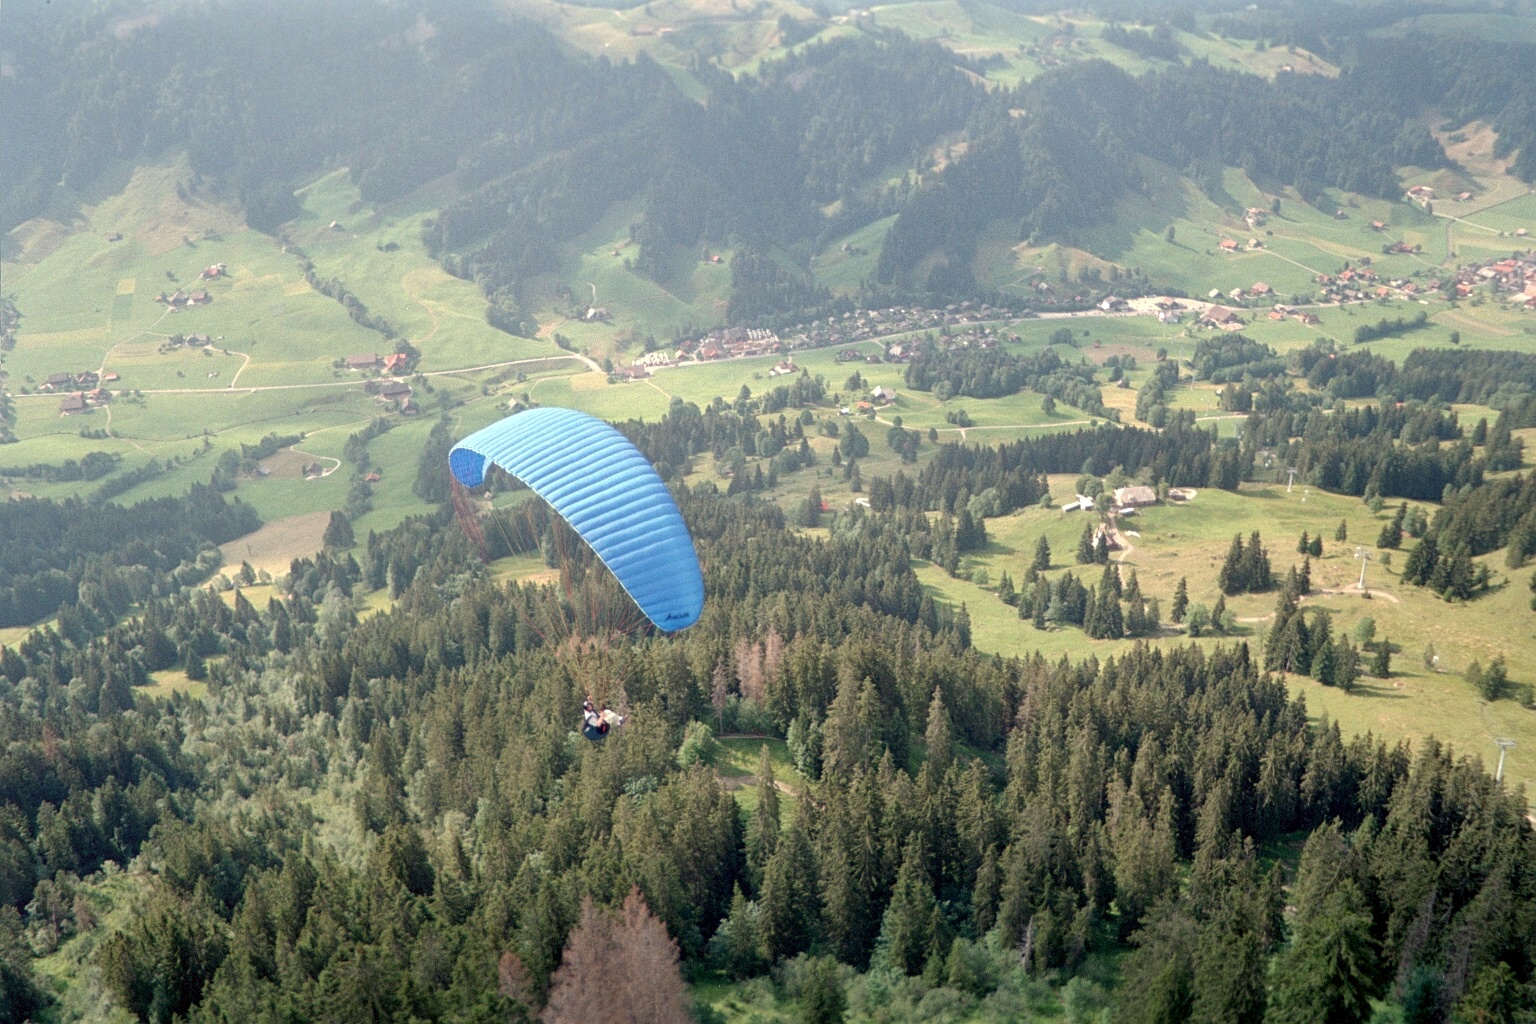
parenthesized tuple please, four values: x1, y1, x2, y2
(582, 697, 622, 741)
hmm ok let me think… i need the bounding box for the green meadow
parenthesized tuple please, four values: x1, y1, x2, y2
(913, 477, 1536, 798)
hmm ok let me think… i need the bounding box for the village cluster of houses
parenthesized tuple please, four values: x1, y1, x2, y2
(1404, 184, 1479, 208)
(1447, 251, 1536, 307)
(625, 302, 1025, 376)
(43, 370, 120, 416)
(153, 288, 213, 311)
(347, 353, 417, 413)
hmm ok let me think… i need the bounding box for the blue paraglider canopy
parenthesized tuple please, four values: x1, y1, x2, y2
(449, 407, 704, 633)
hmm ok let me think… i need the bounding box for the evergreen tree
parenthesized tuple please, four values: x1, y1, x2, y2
(1034, 534, 1052, 571)
(1377, 503, 1406, 549)
(1453, 961, 1524, 1024)
(745, 746, 781, 893)
(876, 838, 936, 975)
(1308, 611, 1335, 682)
(322, 511, 354, 549)
(1336, 520, 1348, 542)
(1219, 534, 1246, 595)
(1331, 635, 1359, 691)
(1124, 571, 1150, 637)
(1118, 907, 1197, 1024)
(1371, 638, 1390, 678)
(1298, 531, 1311, 555)
(1268, 879, 1379, 1024)
(712, 887, 766, 980)
(1171, 576, 1189, 624)
(759, 823, 820, 961)
(1077, 523, 1097, 564)
(1240, 531, 1272, 592)
(799, 956, 847, 1024)
(1191, 904, 1268, 1024)
(1403, 534, 1439, 586)
(923, 689, 953, 780)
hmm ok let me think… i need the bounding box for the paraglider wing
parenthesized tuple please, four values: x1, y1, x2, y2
(449, 407, 704, 632)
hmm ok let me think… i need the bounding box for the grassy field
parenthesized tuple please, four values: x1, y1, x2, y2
(915, 477, 1536, 799)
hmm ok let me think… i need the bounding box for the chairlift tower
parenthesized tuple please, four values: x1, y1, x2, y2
(1286, 467, 1299, 493)
(1495, 738, 1515, 783)
(1354, 546, 1372, 590)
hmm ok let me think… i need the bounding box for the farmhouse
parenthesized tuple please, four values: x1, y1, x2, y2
(382, 353, 409, 374)
(870, 386, 897, 403)
(768, 359, 797, 377)
(1200, 306, 1244, 328)
(377, 381, 412, 401)
(1218, 239, 1239, 252)
(43, 373, 73, 391)
(346, 353, 381, 371)
(58, 393, 86, 416)
(1113, 485, 1158, 508)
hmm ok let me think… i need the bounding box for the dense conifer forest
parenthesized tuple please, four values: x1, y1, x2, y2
(1, 390, 1534, 1021)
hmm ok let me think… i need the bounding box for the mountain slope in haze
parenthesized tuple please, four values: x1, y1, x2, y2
(4, 0, 1536, 332)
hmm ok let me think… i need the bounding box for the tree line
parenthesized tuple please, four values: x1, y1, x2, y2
(0, 461, 1532, 1021)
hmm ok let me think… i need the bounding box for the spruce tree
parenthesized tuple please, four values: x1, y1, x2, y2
(759, 823, 820, 961)
(1034, 534, 1052, 571)
(746, 746, 781, 892)
(1331, 635, 1359, 691)
(1336, 520, 1348, 542)
(1117, 907, 1197, 1024)
(876, 838, 936, 975)
(1219, 534, 1246, 595)
(1171, 576, 1189, 624)
(799, 956, 847, 1024)
(1191, 905, 1267, 1024)
(1124, 571, 1149, 636)
(1402, 534, 1437, 585)
(1267, 879, 1379, 1024)
(1240, 531, 1272, 591)
(1371, 637, 1391, 678)
(1298, 531, 1311, 555)
(1377, 503, 1406, 549)
(1101, 561, 1122, 597)
(924, 689, 953, 780)
(1077, 523, 1096, 564)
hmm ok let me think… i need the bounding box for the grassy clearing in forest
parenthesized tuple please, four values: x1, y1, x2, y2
(916, 477, 1536, 798)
